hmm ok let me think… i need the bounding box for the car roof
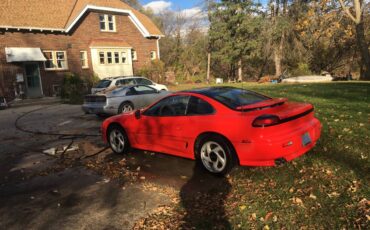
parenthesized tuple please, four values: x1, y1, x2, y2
(182, 86, 237, 95)
(101, 76, 146, 80)
(115, 84, 156, 90)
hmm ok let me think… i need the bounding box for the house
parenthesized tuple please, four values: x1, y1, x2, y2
(0, 0, 163, 101)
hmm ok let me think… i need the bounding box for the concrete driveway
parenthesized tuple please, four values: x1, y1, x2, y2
(0, 104, 203, 229)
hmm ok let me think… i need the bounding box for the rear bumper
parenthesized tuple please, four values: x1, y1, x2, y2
(82, 103, 116, 115)
(236, 118, 321, 166)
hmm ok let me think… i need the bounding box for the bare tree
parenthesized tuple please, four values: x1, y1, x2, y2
(338, 0, 370, 80)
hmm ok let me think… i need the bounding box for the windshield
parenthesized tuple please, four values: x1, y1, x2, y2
(201, 87, 270, 109)
(95, 80, 112, 88)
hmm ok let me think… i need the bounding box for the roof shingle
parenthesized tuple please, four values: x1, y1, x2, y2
(0, 0, 162, 36)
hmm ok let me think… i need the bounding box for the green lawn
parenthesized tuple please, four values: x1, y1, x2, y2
(161, 82, 370, 229)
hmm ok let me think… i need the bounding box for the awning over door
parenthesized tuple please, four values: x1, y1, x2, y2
(5, 47, 46, 63)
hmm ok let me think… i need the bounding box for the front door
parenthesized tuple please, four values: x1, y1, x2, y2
(135, 95, 192, 157)
(24, 63, 42, 98)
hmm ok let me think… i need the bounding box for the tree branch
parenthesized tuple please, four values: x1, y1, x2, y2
(338, 0, 360, 24)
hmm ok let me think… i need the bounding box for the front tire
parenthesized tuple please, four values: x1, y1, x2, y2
(108, 125, 130, 154)
(195, 135, 236, 176)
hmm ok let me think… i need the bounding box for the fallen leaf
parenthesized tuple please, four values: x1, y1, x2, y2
(292, 197, 304, 207)
(309, 193, 317, 200)
(265, 212, 273, 221)
(328, 192, 340, 198)
(251, 213, 257, 220)
(239, 205, 247, 211)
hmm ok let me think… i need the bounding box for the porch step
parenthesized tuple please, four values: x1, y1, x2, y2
(8, 97, 62, 108)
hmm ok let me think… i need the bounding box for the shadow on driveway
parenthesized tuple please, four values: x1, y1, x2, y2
(180, 162, 231, 229)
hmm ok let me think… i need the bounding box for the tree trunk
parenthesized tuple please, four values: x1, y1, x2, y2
(274, 35, 285, 77)
(207, 52, 211, 84)
(356, 21, 370, 80)
(237, 59, 243, 82)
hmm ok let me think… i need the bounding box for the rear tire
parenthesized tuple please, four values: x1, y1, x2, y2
(195, 134, 236, 176)
(118, 102, 134, 114)
(107, 125, 130, 154)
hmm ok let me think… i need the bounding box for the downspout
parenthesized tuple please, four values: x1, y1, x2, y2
(156, 37, 161, 60)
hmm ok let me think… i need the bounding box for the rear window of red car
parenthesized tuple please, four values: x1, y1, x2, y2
(200, 87, 269, 110)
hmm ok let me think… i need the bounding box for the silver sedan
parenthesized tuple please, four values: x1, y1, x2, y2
(82, 85, 170, 115)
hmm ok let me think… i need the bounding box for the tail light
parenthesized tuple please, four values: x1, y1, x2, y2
(252, 115, 280, 127)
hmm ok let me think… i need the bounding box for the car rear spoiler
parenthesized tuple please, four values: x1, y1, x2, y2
(236, 98, 288, 111)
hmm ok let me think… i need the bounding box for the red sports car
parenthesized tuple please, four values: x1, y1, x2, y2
(102, 87, 321, 175)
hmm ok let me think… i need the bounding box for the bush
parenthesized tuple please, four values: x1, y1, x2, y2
(291, 63, 312, 77)
(137, 60, 166, 83)
(61, 73, 87, 104)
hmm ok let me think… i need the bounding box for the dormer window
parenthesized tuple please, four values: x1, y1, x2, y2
(99, 14, 116, 32)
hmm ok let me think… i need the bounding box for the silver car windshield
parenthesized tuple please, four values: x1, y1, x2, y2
(95, 80, 112, 88)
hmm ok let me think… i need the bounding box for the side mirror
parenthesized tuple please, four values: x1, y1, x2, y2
(134, 110, 141, 119)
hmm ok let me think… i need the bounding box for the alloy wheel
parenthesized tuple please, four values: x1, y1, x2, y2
(121, 104, 133, 113)
(109, 129, 125, 153)
(200, 141, 227, 173)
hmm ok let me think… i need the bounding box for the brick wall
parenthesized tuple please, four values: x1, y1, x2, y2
(0, 11, 159, 101)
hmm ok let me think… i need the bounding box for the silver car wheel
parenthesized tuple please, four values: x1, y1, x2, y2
(109, 129, 125, 153)
(200, 141, 227, 173)
(121, 104, 133, 113)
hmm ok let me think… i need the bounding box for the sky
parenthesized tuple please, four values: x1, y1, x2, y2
(140, 1, 269, 13)
(140, 1, 205, 11)
(139, 0, 269, 33)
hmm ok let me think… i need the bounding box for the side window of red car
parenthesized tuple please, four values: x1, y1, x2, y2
(144, 95, 190, 117)
(186, 96, 215, 115)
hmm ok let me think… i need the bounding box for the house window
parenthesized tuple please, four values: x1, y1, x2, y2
(44, 51, 55, 69)
(43, 51, 68, 70)
(99, 50, 130, 65)
(131, 49, 137, 61)
(99, 52, 105, 64)
(114, 52, 120, 64)
(107, 52, 113, 64)
(108, 15, 115, 31)
(150, 51, 157, 60)
(121, 52, 127, 63)
(56, 52, 67, 69)
(80, 51, 88, 68)
(99, 14, 116, 32)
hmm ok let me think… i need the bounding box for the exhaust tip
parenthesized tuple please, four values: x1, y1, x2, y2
(275, 158, 287, 166)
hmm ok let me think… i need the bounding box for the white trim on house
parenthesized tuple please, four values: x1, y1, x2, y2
(89, 46, 132, 49)
(90, 47, 133, 78)
(156, 37, 161, 60)
(0, 5, 164, 38)
(65, 5, 163, 38)
(0, 25, 64, 32)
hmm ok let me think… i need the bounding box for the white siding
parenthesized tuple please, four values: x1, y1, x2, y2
(91, 48, 133, 79)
